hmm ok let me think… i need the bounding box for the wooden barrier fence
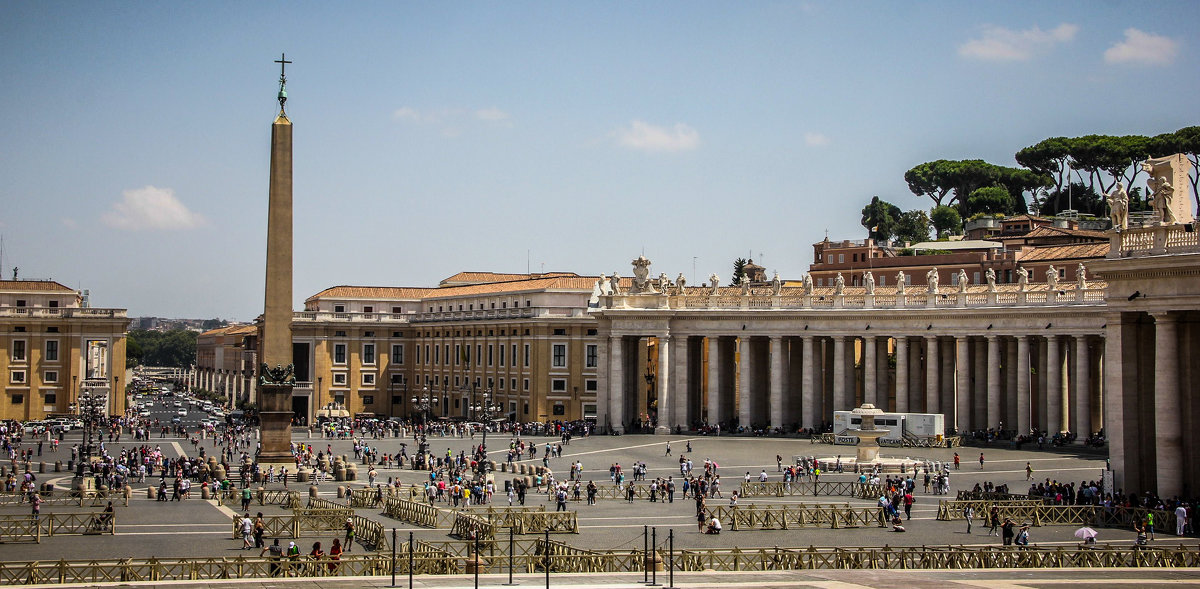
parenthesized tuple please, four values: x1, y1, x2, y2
(0, 513, 115, 543)
(450, 512, 495, 541)
(0, 543, 1197, 583)
(382, 497, 439, 528)
(738, 481, 883, 499)
(711, 504, 885, 530)
(936, 501, 1179, 530)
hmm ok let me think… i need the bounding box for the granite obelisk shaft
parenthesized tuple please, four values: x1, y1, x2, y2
(257, 111, 295, 464)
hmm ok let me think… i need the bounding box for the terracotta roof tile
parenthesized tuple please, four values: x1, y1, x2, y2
(305, 286, 435, 303)
(1016, 243, 1109, 262)
(0, 280, 76, 293)
(439, 271, 578, 286)
(1023, 225, 1109, 240)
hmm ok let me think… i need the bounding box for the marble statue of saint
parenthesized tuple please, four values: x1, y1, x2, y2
(985, 268, 997, 292)
(709, 273, 720, 292)
(611, 273, 622, 295)
(1077, 263, 1087, 288)
(1153, 176, 1177, 224)
(957, 269, 969, 293)
(802, 274, 814, 295)
(658, 272, 671, 292)
(597, 273, 609, 295)
(1016, 267, 1029, 290)
(863, 271, 875, 295)
(1104, 182, 1129, 230)
(740, 274, 751, 295)
(926, 268, 939, 294)
(771, 271, 782, 296)
(1046, 265, 1059, 290)
(834, 272, 845, 295)
(675, 273, 687, 292)
(896, 271, 906, 295)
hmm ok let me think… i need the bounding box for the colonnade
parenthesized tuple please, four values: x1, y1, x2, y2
(601, 329, 1103, 438)
(187, 368, 252, 405)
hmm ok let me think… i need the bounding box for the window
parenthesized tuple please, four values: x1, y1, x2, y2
(552, 344, 567, 367)
(585, 379, 597, 392)
(510, 378, 517, 390)
(334, 330, 346, 337)
(498, 345, 505, 367)
(487, 345, 494, 366)
(523, 402, 529, 415)
(334, 344, 347, 364)
(553, 328, 566, 336)
(44, 392, 56, 404)
(362, 373, 375, 386)
(511, 344, 516, 366)
(905, 274, 913, 286)
(464, 346, 470, 364)
(45, 340, 59, 362)
(392, 307, 402, 314)
(551, 379, 567, 392)
(48, 300, 58, 308)
(973, 272, 980, 285)
(392, 395, 403, 404)
(879, 276, 886, 286)
(334, 394, 345, 406)
(11, 395, 22, 404)
(498, 378, 505, 390)
(363, 344, 376, 365)
(587, 329, 597, 336)
(523, 378, 530, 391)
(364, 306, 373, 314)
(454, 345, 461, 365)
(585, 344, 598, 368)
(487, 377, 494, 388)
(44, 371, 58, 384)
(364, 331, 374, 337)
(333, 373, 347, 385)
(826, 254, 832, 263)
(10, 371, 26, 384)
(46, 326, 58, 333)
(12, 326, 23, 332)
(391, 344, 404, 364)
(334, 304, 345, 313)
(424, 345, 430, 365)
(523, 344, 530, 367)
(838, 254, 844, 263)
(434, 345, 440, 365)
(583, 403, 597, 416)
(362, 395, 374, 405)
(391, 374, 403, 385)
(476, 345, 482, 366)
(12, 340, 26, 362)
(15, 299, 25, 307)
(553, 404, 565, 416)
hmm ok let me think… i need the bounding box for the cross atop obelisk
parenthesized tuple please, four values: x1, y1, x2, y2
(258, 53, 296, 466)
(274, 53, 291, 114)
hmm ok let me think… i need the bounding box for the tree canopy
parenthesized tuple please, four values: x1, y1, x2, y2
(905, 159, 1047, 215)
(893, 209, 932, 244)
(860, 196, 902, 242)
(126, 329, 197, 368)
(930, 206, 962, 238)
(730, 258, 747, 286)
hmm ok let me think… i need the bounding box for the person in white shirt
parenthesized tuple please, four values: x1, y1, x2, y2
(1176, 504, 1188, 536)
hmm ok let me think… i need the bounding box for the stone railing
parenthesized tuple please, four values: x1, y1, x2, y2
(602, 284, 1106, 311)
(293, 311, 410, 323)
(0, 307, 127, 318)
(1109, 223, 1200, 258)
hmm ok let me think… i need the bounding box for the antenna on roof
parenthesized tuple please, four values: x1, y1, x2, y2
(526, 249, 530, 275)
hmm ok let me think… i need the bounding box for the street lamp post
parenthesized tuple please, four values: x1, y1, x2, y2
(410, 386, 437, 426)
(470, 388, 501, 476)
(71, 390, 105, 483)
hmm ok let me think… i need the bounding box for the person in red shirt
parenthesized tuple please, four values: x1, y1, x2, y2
(328, 538, 342, 572)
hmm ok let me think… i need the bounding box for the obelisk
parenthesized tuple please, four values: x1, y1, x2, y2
(257, 54, 296, 465)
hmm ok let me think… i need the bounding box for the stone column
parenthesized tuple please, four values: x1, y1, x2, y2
(1153, 312, 1181, 498)
(833, 336, 847, 411)
(706, 337, 719, 425)
(1073, 335, 1091, 437)
(801, 336, 816, 430)
(769, 336, 784, 428)
(655, 335, 671, 434)
(973, 338, 987, 429)
(1103, 314, 1128, 492)
(1045, 335, 1061, 433)
(596, 333, 610, 432)
(671, 335, 687, 432)
(1005, 339, 1018, 431)
(894, 337, 908, 413)
(609, 335, 625, 434)
(863, 336, 877, 407)
(1016, 336, 1031, 436)
(729, 338, 748, 431)
(986, 336, 1001, 430)
(955, 337, 970, 433)
(925, 336, 939, 413)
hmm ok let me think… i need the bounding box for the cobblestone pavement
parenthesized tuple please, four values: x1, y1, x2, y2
(3, 429, 1162, 563)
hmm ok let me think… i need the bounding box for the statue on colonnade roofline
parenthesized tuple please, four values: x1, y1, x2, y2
(675, 273, 687, 292)
(834, 272, 845, 295)
(926, 268, 939, 294)
(863, 271, 875, 295)
(1016, 267, 1029, 290)
(740, 274, 751, 295)
(657, 272, 671, 292)
(802, 274, 813, 295)
(1077, 263, 1087, 288)
(611, 272, 622, 295)
(1046, 265, 1059, 290)
(596, 273, 609, 296)
(1104, 181, 1129, 231)
(630, 255, 654, 294)
(771, 271, 782, 296)
(1149, 175, 1177, 224)
(985, 268, 997, 292)
(895, 271, 906, 295)
(957, 269, 968, 293)
(708, 273, 720, 293)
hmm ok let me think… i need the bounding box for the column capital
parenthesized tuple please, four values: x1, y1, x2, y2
(1150, 311, 1176, 322)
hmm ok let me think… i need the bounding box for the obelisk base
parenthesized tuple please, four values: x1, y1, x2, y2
(257, 383, 295, 465)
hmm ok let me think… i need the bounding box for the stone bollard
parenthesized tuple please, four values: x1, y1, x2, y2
(40, 482, 54, 494)
(38, 462, 45, 473)
(500, 463, 507, 473)
(297, 469, 310, 483)
(54, 461, 62, 473)
(334, 467, 346, 482)
(148, 486, 157, 500)
(518, 464, 526, 475)
(201, 486, 211, 500)
(309, 486, 319, 498)
(644, 550, 664, 572)
(337, 486, 347, 498)
(464, 553, 489, 574)
(345, 464, 358, 481)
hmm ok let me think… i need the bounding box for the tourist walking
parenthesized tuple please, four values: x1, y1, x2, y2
(964, 505, 974, 533)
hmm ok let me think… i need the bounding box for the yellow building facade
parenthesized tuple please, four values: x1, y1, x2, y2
(284, 272, 605, 425)
(0, 281, 129, 420)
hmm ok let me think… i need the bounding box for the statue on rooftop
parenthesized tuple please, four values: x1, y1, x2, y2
(657, 272, 671, 292)
(957, 269, 969, 293)
(834, 273, 845, 295)
(1104, 181, 1129, 231)
(1077, 263, 1087, 288)
(1046, 265, 1059, 290)
(985, 268, 997, 292)
(675, 273, 687, 292)
(1016, 267, 1029, 290)
(771, 271, 782, 295)
(630, 256, 654, 294)
(896, 271, 906, 295)
(709, 273, 720, 293)
(802, 274, 813, 295)
(926, 268, 939, 294)
(863, 271, 875, 295)
(610, 272, 622, 295)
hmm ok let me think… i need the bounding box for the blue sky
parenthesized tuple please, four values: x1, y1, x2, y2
(0, 2, 1194, 320)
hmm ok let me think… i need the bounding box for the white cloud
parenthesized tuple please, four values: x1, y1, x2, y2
(392, 107, 448, 124)
(958, 23, 1078, 61)
(804, 132, 830, 147)
(1104, 28, 1179, 65)
(474, 107, 510, 122)
(101, 186, 205, 230)
(613, 120, 700, 153)
(60, 218, 78, 229)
